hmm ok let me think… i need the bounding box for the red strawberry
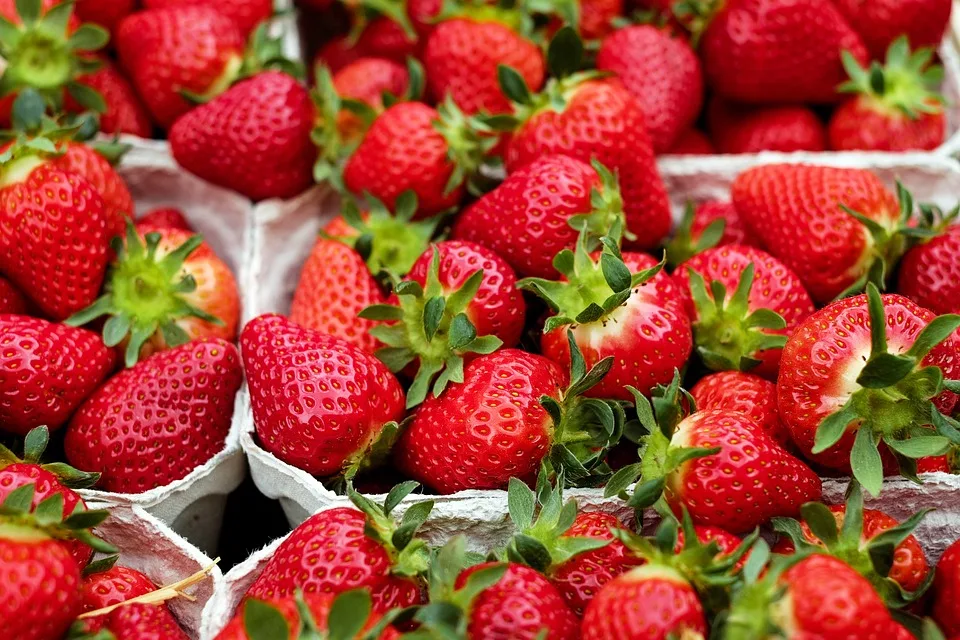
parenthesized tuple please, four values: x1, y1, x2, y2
(575, 0, 622, 39)
(52, 141, 133, 240)
(674, 524, 743, 560)
(64, 339, 243, 492)
(0, 315, 116, 436)
(777, 287, 960, 492)
(143, 0, 273, 36)
(707, 98, 827, 154)
(75, 0, 135, 36)
(68, 58, 153, 138)
(595, 25, 703, 153)
(665, 201, 763, 266)
(0, 277, 28, 314)
(834, 0, 952, 59)
(170, 71, 316, 201)
(673, 244, 816, 378)
(898, 215, 960, 315)
(692, 0, 869, 104)
(829, 37, 946, 152)
(666, 129, 715, 155)
(731, 163, 904, 304)
(329, 56, 411, 141)
(81, 565, 156, 611)
(934, 537, 960, 635)
(690, 370, 786, 445)
(137, 207, 193, 232)
(241, 314, 405, 478)
(97, 603, 190, 639)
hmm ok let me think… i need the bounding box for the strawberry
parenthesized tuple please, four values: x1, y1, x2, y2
(170, 71, 316, 201)
(666, 129, 715, 155)
(898, 210, 960, 315)
(707, 98, 827, 154)
(241, 314, 405, 478)
(95, 603, 190, 639)
(0, 277, 28, 314)
(137, 207, 193, 232)
(772, 481, 931, 605)
(452, 156, 628, 279)
(673, 244, 816, 378)
(690, 371, 786, 445)
(674, 524, 743, 560)
(81, 564, 157, 611)
(52, 141, 133, 240)
(575, 0, 622, 39)
(497, 29, 672, 251)
(829, 37, 946, 152)
(69, 59, 153, 138)
(329, 56, 412, 142)
(75, 0, 135, 37)
(777, 286, 960, 494)
(686, 0, 869, 104)
(595, 24, 703, 153)
(64, 338, 243, 492)
(731, 163, 908, 304)
(0, 316, 116, 435)
(66, 222, 240, 367)
(245, 487, 432, 612)
(664, 201, 762, 266)
(833, 0, 952, 60)
(934, 537, 960, 635)
(143, 0, 274, 36)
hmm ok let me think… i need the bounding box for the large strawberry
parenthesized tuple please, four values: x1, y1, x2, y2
(51, 141, 133, 242)
(66, 222, 240, 367)
(595, 24, 703, 153)
(829, 37, 946, 152)
(898, 208, 960, 315)
(68, 59, 153, 139)
(673, 244, 816, 378)
(241, 314, 405, 478)
(777, 286, 960, 494)
(143, 0, 273, 37)
(0, 316, 115, 435)
(690, 370, 786, 445)
(64, 339, 243, 492)
(731, 163, 909, 303)
(833, 0, 952, 59)
(707, 98, 827, 154)
(934, 537, 960, 635)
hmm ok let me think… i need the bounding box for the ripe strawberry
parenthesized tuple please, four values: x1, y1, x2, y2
(834, 0, 952, 59)
(137, 207, 193, 232)
(75, 0, 135, 36)
(66, 223, 240, 367)
(329, 57, 412, 141)
(241, 314, 405, 478)
(665, 201, 762, 266)
(731, 163, 905, 304)
(690, 370, 786, 445)
(170, 71, 316, 201)
(70, 59, 153, 138)
(96, 603, 190, 639)
(777, 287, 960, 493)
(898, 212, 960, 315)
(143, 0, 273, 36)
(689, 0, 869, 104)
(64, 339, 243, 492)
(52, 141, 133, 240)
(674, 524, 743, 560)
(0, 277, 28, 314)
(673, 245, 816, 378)
(595, 25, 703, 153)
(707, 98, 827, 154)
(313, 22, 415, 72)
(0, 316, 115, 435)
(666, 129, 715, 155)
(575, 0, 622, 39)
(829, 37, 946, 152)
(81, 564, 156, 611)
(934, 537, 960, 635)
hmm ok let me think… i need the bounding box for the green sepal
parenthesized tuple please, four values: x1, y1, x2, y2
(664, 202, 725, 267)
(432, 96, 498, 198)
(0, 426, 101, 489)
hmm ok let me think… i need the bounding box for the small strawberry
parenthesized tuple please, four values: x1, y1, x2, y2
(241, 314, 405, 478)
(0, 277, 28, 314)
(690, 371, 786, 445)
(64, 339, 243, 493)
(328, 57, 413, 143)
(143, 0, 274, 36)
(666, 129, 715, 155)
(664, 201, 762, 266)
(777, 286, 960, 494)
(595, 24, 703, 153)
(0, 316, 116, 435)
(934, 537, 960, 635)
(898, 207, 960, 315)
(137, 207, 193, 232)
(833, 0, 952, 60)
(95, 602, 190, 639)
(81, 563, 157, 612)
(829, 37, 946, 152)
(68, 58, 153, 138)
(707, 98, 827, 154)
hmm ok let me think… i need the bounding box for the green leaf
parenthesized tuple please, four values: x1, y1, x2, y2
(800, 502, 839, 546)
(102, 313, 132, 347)
(507, 478, 536, 530)
(813, 405, 858, 454)
(65, 82, 106, 114)
(865, 283, 888, 356)
(33, 493, 64, 525)
(244, 599, 290, 640)
(600, 251, 631, 293)
(546, 26, 583, 79)
(1, 483, 34, 513)
(448, 314, 477, 351)
(15, 0, 40, 24)
(906, 314, 960, 360)
(358, 304, 404, 321)
(850, 426, 884, 497)
(422, 296, 445, 342)
(23, 425, 49, 462)
(603, 463, 641, 498)
(857, 353, 917, 388)
(884, 436, 951, 459)
(497, 65, 531, 105)
(328, 590, 371, 640)
(67, 24, 110, 51)
(384, 481, 419, 516)
(511, 534, 552, 572)
(626, 477, 665, 509)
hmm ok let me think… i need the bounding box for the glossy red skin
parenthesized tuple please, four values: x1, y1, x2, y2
(667, 409, 822, 533)
(144, 0, 273, 36)
(899, 226, 960, 315)
(98, 603, 190, 639)
(0, 164, 110, 320)
(452, 155, 605, 279)
(116, 6, 244, 128)
(829, 98, 946, 152)
(0, 315, 116, 436)
(731, 164, 900, 304)
(581, 566, 707, 640)
(344, 102, 463, 217)
(549, 512, 642, 616)
(542, 252, 692, 401)
(833, 0, 952, 59)
(777, 293, 960, 471)
(82, 566, 156, 610)
(70, 60, 153, 138)
(918, 455, 951, 473)
(576, 0, 622, 39)
(245, 507, 423, 613)
(313, 20, 417, 73)
(0, 277, 27, 314)
(772, 504, 929, 593)
(290, 239, 385, 354)
(708, 99, 827, 154)
(596, 25, 703, 153)
(332, 57, 409, 140)
(701, 0, 869, 104)
(65, 339, 242, 493)
(934, 538, 960, 634)
(396, 349, 566, 493)
(241, 314, 405, 477)
(675, 524, 743, 558)
(456, 562, 579, 639)
(505, 80, 672, 252)
(404, 241, 525, 348)
(689, 201, 762, 249)
(53, 142, 133, 240)
(424, 19, 544, 115)
(137, 207, 193, 232)
(170, 71, 316, 201)
(691, 371, 786, 444)
(667, 129, 715, 155)
(0, 534, 82, 640)
(674, 244, 816, 378)
(75, 0, 135, 36)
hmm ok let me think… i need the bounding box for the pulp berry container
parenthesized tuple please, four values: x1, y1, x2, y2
(76, 143, 254, 555)
(87, 503, 224, 640)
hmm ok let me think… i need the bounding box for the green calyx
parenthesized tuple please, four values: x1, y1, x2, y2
(839, 36, 945, 120)
(722, 540, 803, 640)
(0, 426, 100, 489)
(813, 284, 960, 497)
(242, 589, 394, 640)
(664, 203, 726, 267)
(0, 0, 107, 114)
(351, 0, 416, 43)
(771, 480, 933, 608)
(348, 482, 434, 580)
(567, 159, 634, 244)
(359, 246, 503, 408)
(672, 0, 723, 47)
(64, 220, 223, 368)
(432, 96, 498, 198)
(687, 262, 788, 373)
